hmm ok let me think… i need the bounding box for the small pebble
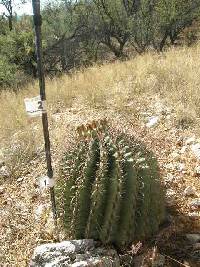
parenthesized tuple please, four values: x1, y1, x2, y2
(191, 143, 200, 160)
(185, 136, 196, 145)
(190, 199, 200, 208)
(176, 163, 185, 172)
(183, 186, 197, 197)
(17, 177, 24, 183)
(195, 166, 200, 175)
(146, 116, 159, 128)
(164, 173, 174, 183)
(0, 165, 10, 178)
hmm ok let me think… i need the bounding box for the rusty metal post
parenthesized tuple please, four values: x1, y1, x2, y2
(32, 0, 57, 227)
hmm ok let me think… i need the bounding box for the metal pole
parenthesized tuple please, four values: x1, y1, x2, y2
(32, 0, 57, 228)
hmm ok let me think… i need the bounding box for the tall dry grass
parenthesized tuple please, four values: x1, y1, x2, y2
(1, 44, 200, 177)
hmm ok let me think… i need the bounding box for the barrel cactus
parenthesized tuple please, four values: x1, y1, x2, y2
(56, 120, 165, 248)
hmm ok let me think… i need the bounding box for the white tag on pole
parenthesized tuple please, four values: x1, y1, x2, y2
(24, 95, 46, 117)
(39, 176, 55, 189)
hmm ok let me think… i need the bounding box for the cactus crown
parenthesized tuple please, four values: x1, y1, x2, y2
(56, 120, 165, 248)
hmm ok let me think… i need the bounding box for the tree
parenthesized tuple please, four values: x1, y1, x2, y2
(92, 0, 130, 58)
(156, 0, 200, 51)
(0, 0, 13, 30)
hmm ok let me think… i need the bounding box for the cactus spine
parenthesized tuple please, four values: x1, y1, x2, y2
(56, 121, 165, 248)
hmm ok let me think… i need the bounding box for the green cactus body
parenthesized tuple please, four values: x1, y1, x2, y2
(99, 153, 122, 243)
(57, 126, 165, 247)
(135, 165, 152, 239)
(57, 141, 87, 233)
(114, 158, 138, 247)
(147, 155, 165, 235)
(86, 136, 111, 239)
(72, 138, 100, 238)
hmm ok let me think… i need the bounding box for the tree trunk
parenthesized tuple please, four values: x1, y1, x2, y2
(8, 15, 12, 31)
(159, 31, 168, 51)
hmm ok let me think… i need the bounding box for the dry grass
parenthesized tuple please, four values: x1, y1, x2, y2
(0, 44, 200, 266)
(1, 44, 200, 141)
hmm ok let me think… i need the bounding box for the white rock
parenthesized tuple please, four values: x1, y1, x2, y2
(191, 143, 200, 159)
(195, 166, 200, 175)
(190, 199, 200, 208)
(183, 186, 197, 196)
(0, 165, 10, 178)
(186, 234, 200, 243)
(146, 116, 159, 128)
(17, 177, 24, 183)
(30, 240, 120, 267)
(164, 173, 174, 183)
(176, 163, 185, 172)
(185, 136, 196, 145)
(71, 261, 89, 267)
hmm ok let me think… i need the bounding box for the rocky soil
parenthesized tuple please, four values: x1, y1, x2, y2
(0, 97, 200, 266)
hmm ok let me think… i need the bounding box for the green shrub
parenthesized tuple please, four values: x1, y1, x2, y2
(56, 121, 165, 248)
(0, 57, 19, 88)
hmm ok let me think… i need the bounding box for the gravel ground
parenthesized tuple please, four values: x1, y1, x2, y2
(0, 99, 199, 266)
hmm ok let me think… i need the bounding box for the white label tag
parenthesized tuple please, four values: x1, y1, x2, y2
(39, 176, 55, 189)
(24, 95, 46, 117)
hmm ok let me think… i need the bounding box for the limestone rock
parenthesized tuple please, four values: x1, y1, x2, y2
(176, 163, 185, 172)
(190, 199, 200, 208)
(195, 166, 200, 175)
(146, 116, 159, 128)
(183, 186, 197, 197)
(191, 144, 200, 160)
(185, 137, 196, 145)
(0, 165, 10, 178)
(30, 240, 120, 267)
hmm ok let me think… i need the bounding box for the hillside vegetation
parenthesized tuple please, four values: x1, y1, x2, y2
(1, 0, 200, 88)
(0, 45, 200, 266)
(1, 44, 200, 170)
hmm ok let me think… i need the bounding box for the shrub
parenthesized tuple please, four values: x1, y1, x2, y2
(0, 57, 19, 88)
